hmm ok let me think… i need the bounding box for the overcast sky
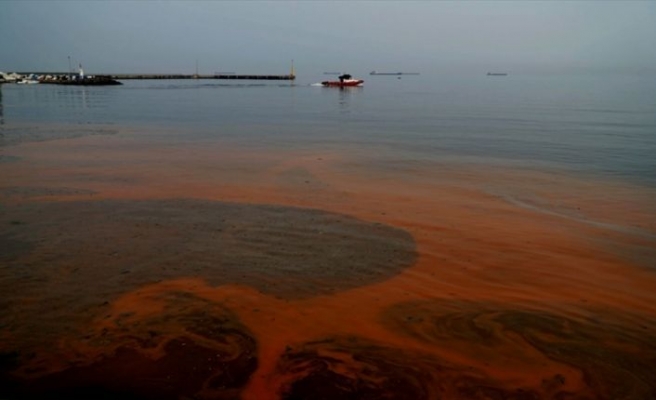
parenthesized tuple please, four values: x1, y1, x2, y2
(1, 1, 655, 76)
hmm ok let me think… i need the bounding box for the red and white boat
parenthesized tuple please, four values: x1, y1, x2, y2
(321, 74, 363, 87)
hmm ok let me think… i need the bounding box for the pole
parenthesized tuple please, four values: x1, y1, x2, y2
(68, 56, 72, 79)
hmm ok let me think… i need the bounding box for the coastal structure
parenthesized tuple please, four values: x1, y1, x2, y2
(7, 60, 297, 82)
(110, 73, 295, 80)
(39, 65, 121, 85)
(0, 72, 21, 82)
(4, 58, 296, 85)
(4, 72, 294, 83)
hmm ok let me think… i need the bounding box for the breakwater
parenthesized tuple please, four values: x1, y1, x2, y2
(15, 72, 296, 81)
(111, 74, 296, 80)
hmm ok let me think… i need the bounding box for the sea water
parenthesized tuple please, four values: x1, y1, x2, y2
(2, 73, 655, 186)
(1, 73, 656, 399)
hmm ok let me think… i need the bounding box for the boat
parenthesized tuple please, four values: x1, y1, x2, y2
(321, 79, 363, 87)
(321, 74, 363, 87)
(487, 72, 508, 76)
(17, 74, 40, 85)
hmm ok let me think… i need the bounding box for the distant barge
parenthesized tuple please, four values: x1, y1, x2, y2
(370, 71, 420, 76)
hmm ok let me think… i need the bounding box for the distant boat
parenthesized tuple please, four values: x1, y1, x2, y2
(17, 74, 40, 84)
(321, 73, 363, 87)
(370, 71, 420, 76)
(17, 79, 39, 85)
(487, 72, 508, 76)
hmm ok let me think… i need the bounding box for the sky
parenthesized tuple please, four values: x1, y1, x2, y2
(1, 1, 655, 76)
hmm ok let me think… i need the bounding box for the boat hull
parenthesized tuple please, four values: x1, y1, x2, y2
(321, 80, 364, 87)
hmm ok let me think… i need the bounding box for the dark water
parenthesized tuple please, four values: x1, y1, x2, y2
(1, 73, 655, 186)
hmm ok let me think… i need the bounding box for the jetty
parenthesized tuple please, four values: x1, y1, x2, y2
(15, 59, 297, 82)
(12, 59, 297, 82)
(15, 72, 295, 81)
(110, 73, 295, 80)
(42, 76, 122, 86)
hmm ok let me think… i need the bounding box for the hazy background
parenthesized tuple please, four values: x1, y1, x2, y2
(1, 1, 655, 76)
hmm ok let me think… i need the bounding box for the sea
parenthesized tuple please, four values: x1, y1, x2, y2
(1, 73, 655, 186)
(1, 73, 656, 399)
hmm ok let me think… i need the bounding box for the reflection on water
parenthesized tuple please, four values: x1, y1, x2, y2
(1, 84, 113, 125)
(0, 85, 4, 125)
(52, 86, 97, 112)
(338, 87, 354, 115)
(81, 87, 88, 109)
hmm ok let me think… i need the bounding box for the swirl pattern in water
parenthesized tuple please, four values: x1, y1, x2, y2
(1, 291, 257, 400)
(0, 198, 417, 398)
(275, 336, 547, 400)
(381, 300, 656, 399)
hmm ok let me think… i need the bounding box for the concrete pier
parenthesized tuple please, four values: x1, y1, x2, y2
(16, 72, 296, 81)
(111, 74, 296, 80)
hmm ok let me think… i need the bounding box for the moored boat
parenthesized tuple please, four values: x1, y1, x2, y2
(16, 79, 40, 85)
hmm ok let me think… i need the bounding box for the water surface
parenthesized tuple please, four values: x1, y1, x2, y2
(1, 73, 655, 399)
